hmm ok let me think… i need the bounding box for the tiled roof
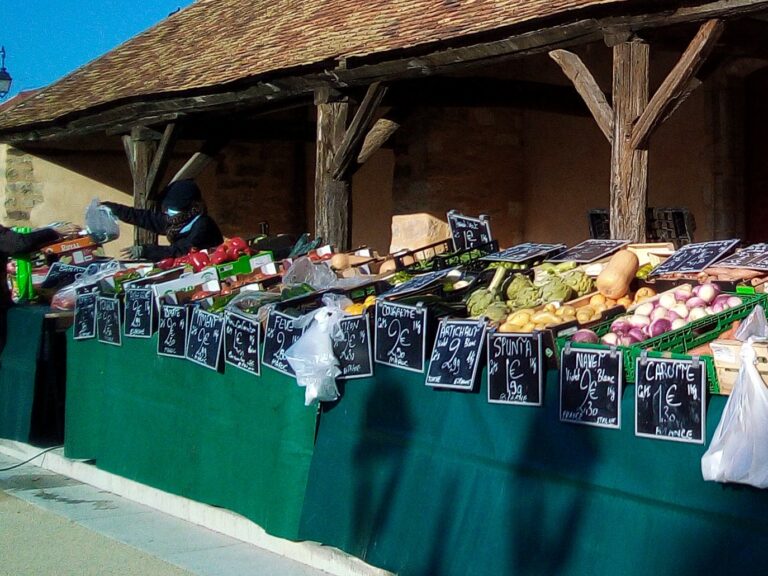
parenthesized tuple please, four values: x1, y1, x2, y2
(0, 0, 633, 133)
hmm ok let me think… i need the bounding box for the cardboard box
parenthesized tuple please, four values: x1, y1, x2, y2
(710, 339, 768, 395)
(150, 267, 220, 305)
(215, 251, 273, 280)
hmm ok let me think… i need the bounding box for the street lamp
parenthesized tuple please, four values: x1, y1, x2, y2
(0, 46, 12, 99)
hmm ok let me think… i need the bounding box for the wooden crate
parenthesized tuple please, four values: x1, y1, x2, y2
(710, 339, 768, 395)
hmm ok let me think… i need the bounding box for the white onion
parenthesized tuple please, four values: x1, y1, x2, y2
(697, 283, 717, 304)
(651, 307, 669, 321)
(671, 303, 690, 319)
(659, 293, 677, 309)
(671, 318, 687, 330)
(688, 307, 707, 321)
(634, 302, 655, 317)
(685, 297, 706, 309)
(601, 332, 619, 346)
(649, 318, 672, 337)
(610, 319, 632, 334)
(675, 286, 693, 301)
(727, 296, 743, 308)
(628, 314, 651, 328)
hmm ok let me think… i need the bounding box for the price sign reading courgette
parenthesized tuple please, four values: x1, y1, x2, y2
(374, 301, 427, 373)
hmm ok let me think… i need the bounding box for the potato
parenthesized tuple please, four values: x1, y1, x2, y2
(589, 293, 607, 306)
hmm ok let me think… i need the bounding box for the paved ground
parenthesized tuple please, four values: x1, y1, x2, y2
(0, 452, 330, 576)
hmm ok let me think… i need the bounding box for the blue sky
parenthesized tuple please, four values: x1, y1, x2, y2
(1, 1, 194, 99)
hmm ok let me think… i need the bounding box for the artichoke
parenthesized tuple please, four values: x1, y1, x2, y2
(540, 276, 573, 303)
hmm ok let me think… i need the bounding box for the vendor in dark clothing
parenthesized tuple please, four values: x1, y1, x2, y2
(0, 222, 81, 351)
(102, 179, 223, 261)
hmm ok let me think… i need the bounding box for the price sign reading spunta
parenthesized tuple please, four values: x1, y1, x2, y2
(224, 311, 261, 376)
(73, 293, 97, 340)
(560, 346, 622, 429)
(157, 305, 188, 358)
(96, 296, 121, 346)
(374, 301, 427, 373)
(426, 319, 486, 390)
(185, 308, 224, 371)
(487, 332, 544, 406)
(262, 310, 304, 376)
(635, 356, 705, 444)
(124, 288, 154, 338)
(447, 210, 493, 252)
(332, 314, 373, 379)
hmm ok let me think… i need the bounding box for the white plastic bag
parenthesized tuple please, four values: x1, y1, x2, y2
(701, 341, 768, 487)
(285, 295, 347, 405)
(85, 198, 120, 243)
(282, 256, 337, 291)
(50, 260, 123, 310)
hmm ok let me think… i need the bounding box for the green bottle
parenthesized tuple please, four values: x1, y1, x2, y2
(11, 227, 34, 303)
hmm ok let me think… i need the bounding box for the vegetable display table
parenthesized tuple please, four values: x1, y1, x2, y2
(299, 365, 768, 576)
(64, 334, 317, 540)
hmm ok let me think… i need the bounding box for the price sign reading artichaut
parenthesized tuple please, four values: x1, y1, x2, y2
(560, 346, 622, 429)
(185, 308, 224, 371)
(426, 319, 486, 390)
(374, 301, 427, 373)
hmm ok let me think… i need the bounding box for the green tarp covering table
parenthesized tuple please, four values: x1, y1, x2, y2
(300, 365, 768, 576)
(65, 334, 317, 540)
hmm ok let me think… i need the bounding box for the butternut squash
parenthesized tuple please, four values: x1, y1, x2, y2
(595, 250, 639, 299)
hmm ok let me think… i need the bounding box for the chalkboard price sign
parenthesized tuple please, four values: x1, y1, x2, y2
(426, 319, 486, 389)
(262, 310, 304, 376)
(185, 308, 224, 371)
(560, 345, 622, 428)
(649, 239, 739, 277)
(481, 243, 565, 263)
(332, 314, 373, 379)
(157, 305, 188, 358)
(548, 239, 629, 263)
(224, 311, 261, 376)
(447, 210, 493, 252)
(96, 296, 122, 346)
(374, 301, 428, 373)
(73, 293, 97, 340)
(380, 268, 455, 299)
(635, 356, 705, 444)
(487, 332, 543, 405)
(717, 243, 768, 272)
(41, 262, 86, 290)
(124, 288, 154, 338)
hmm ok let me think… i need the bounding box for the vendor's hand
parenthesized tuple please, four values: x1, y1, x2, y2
(121, 245, 144, 260)
(52, 222, 82, 238)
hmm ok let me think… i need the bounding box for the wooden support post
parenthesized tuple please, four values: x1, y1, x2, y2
(610, 41, 649, 242)
(127, 127, 158, 246)
(146, 123, 177, 200)
(170, 138, 228, 183)
(315, 88, 351, 250)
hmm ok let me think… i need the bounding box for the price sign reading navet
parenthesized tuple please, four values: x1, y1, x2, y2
(332, 314, 373, 379)
(157, 305, 188, 358)
(185, 308, 224, 371)
(560, 346, 622, 428)
(262, 310, 304, 376)
(224, 311, 261, 376)
(635, 356, 705, 444)
(481, 243, 565, 263)
(487, 332, 544, 406)
(447, 210, 493, 252)
(74, 293, 97, 340)
(649, 239, 739, 277)
(374, 301, 427, 373)
(426, 319, 486, 390)
(547, 239, 630, 263)
(717, 243, 768, 272)
(124, 288, 154, 338)
(96, 296, 121, 346)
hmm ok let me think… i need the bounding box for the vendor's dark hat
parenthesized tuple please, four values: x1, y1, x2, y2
(161, 180, 201, 211)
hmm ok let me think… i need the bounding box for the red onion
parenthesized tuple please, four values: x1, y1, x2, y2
(572, 329, 599, 344)
(649, 318, 672, 337)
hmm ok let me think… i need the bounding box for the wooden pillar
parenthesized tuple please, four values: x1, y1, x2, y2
(314, 89, 351, 250)
(610, 41, 649, 242)
(127, 127, 158, 246)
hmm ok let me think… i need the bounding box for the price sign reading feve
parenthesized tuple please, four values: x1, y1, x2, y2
(157, 305, 188, 358)
(374, 301, 427, 373)
(717, 243, 768, 272)
(547, 239, 630, 263)
(635, 357, 705, 444)
(649, 239, 739, 277)
(185, 308, 224, 371)
(481, 243, 565, 263)
(560, 346, 622, 428)
(332, 314, 373, 379)
(96, 296, 122, 346)
(426, 319, 486, 390)
(447, 210, 493, 252)
(124, 288, 154, 338)
(262, 310, 304, 376)
(224, 311, 261, 376)
(73, 293, 97, 340)
(380, 268, 455, 299)
(487, 332, 544, 406)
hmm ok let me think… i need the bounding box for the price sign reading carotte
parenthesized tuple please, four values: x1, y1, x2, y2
(157, 305, 188, 358)
(560, 346, 622, 429)
(374, 301, 427, 373)
(426, 319, 486, 390)
(262, 310, 304, 376)
(185, 308, 224, 371)
(635, 356, 705, 444)
(487, 332, 543, 406)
